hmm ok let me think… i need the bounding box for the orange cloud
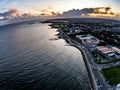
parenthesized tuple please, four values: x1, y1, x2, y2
(41, 5, 59, 16)
(88, 7, 120, 18)
(1, 8, 22, 18)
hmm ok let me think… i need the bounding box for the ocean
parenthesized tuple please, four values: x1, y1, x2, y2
(0, 22, 90, 90)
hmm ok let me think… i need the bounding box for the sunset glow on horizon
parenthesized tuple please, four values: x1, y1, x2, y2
(0, 0, 120, 21)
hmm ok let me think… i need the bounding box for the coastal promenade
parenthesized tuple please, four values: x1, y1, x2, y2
(59, 29, 112, 90)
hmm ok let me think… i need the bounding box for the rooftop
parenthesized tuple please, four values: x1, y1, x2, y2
(112, 47, 120, 54)
(97, 46, 114, 54)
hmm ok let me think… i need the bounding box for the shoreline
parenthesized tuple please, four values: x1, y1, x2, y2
(46, 18, 119, 89)
(58, 28, 98, 90)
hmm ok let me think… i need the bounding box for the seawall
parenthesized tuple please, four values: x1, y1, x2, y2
(59, 29, 98, 90)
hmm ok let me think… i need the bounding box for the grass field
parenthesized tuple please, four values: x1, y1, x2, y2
(102, 65, 120, 85)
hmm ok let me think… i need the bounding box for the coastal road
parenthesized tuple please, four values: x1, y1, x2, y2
(81, 46, 111, 90)
(77, 45, 109, 90)
(59, 29, 113, 90)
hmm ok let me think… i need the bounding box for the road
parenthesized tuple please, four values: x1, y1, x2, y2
(59, 29, 115, 90)
(97, 60, 120, 70)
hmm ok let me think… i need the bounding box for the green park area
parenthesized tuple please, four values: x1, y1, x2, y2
(102, 65, 120, 85)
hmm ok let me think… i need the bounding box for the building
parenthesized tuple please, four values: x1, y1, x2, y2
(97, 46, 114, 54)
(96, 46, 116, 58)
(76, 34, 94, 40)
(96, 46, 120, 59)
(116, 84, 120, 90)
(76, 34, 99, 46)
(112, 47, 120, 55)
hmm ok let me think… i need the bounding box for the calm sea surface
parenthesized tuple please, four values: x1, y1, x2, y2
(0, 22, 90, 90)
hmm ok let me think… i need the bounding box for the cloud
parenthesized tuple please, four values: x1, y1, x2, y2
(0, 6, 119, 24)
(94, 7, 111, 14)
(41, 5, 53, 13)
(50, 11, 61, 16)
(0, 8, 22, 19)
(60, 7, 120, 18)
(0, 6, 58, 26)
(40, 5, 61, 16)
(61, 8, 94, 17)
(46, 5, 53, 10)
(0, 8, 40, 26)
(0, 8, 41, 20)
(88, 7, 120, 18)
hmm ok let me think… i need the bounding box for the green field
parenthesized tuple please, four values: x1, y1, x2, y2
(102, 65, 120, 85)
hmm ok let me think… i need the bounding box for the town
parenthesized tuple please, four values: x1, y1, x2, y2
(46, 18, 120, 90)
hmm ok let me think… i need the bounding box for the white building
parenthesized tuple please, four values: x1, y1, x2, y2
(116, 84, 120, 90)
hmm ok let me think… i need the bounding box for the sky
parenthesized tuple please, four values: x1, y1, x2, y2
(0, 0, 120, 13)
(0, 0, 120, 25)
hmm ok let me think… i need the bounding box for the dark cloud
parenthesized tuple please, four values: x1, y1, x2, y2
(51, 11, 56, 15)
(60, 7, 116, 17)
(61, 8, 94, 17)
(88, 7, 118, 17)
(40, 13, 45, 16)
(51, 11, 61, 16)
(93, 7, 114, 15)
(80, 8, 94, 14)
